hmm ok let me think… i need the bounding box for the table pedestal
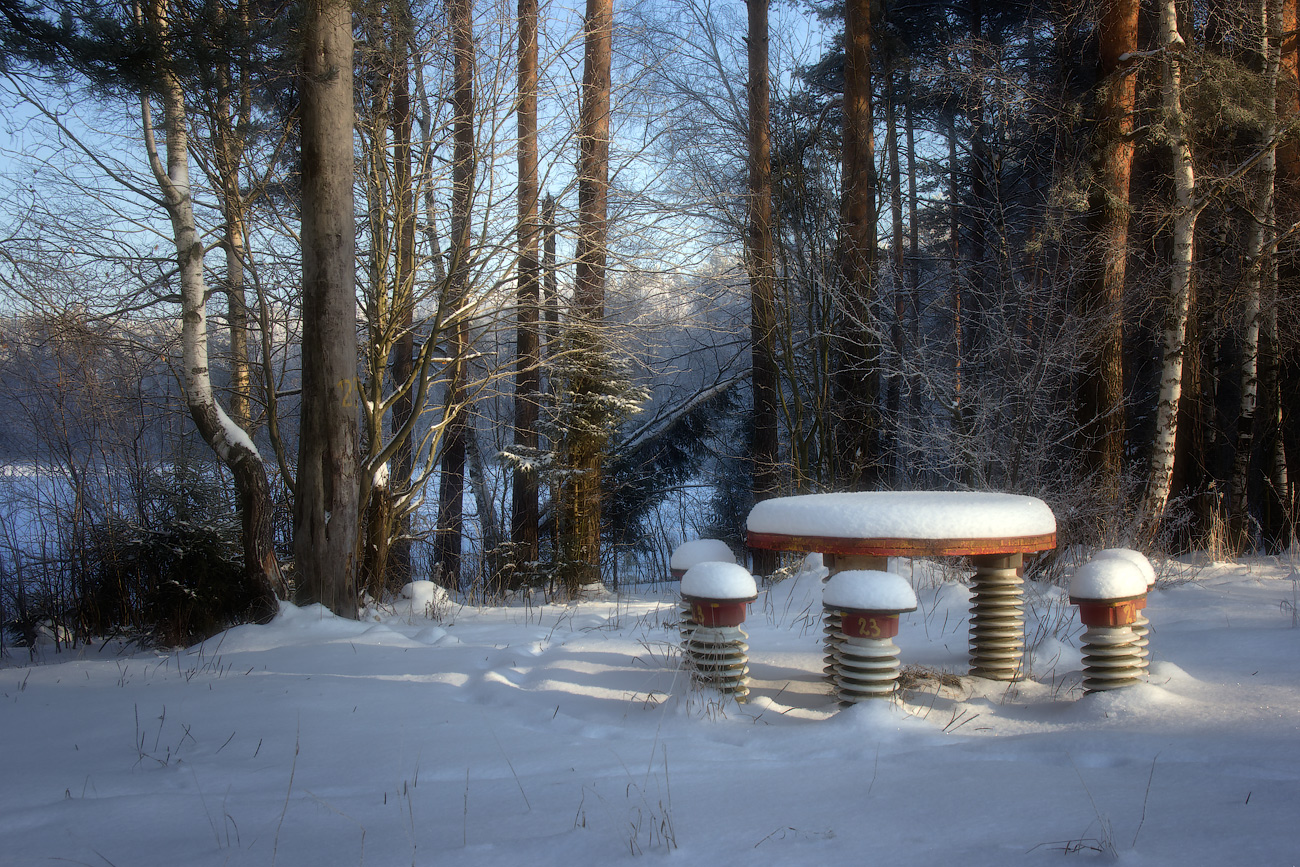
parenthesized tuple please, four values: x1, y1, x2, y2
(968, 553, 1025, 680)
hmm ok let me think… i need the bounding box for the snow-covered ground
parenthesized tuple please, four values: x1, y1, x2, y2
(3, 555, 1299, 866)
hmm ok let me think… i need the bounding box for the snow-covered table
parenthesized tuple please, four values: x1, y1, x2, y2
(747, 492, 1057, 680)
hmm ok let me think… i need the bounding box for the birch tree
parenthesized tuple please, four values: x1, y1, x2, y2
(1139, 0, 1198, 536)
(138, 0, 281, 618)
(1228, 0, 1281, 551)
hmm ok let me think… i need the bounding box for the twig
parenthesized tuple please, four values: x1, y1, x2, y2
(1131, 753, 1160, 848)
(271, 728, 300, 867)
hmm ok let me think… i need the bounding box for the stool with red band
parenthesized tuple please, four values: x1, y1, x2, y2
(669, 540, 737, 640)
(1069, 558, 1149, 693)
(679, 562, 757, 700)
(823, 571, 918, 702)
(1091, 549, 1157, 674)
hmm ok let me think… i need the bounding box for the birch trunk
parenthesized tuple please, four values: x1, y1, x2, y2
(1140, 0, 1197, 536)
(1229, 0, 1281, 551)
(140, 0, 281, 618)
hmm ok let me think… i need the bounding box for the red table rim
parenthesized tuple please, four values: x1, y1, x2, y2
(747, 530, 1057, 557)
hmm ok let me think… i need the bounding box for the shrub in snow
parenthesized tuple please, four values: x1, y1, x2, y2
(680, 562, 756, 600)
(1069, 558, 1147, 601)
(398, 580, 449, 620)
(823, 570, 918, 612)
(73, 468, 264, 647)
(669, 539, 736, 575)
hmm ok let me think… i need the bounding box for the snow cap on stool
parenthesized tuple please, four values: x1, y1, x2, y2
(1069, 557, 1148, 602)
(680, 561, 756, 600)
(1092, 548, 1157, 589)
(670, 539, 737, 578)
(823, 570, 918, 613)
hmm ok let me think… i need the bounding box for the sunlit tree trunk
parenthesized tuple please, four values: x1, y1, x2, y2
(557, 0, 613, 594)
(1076, 0, 1140, 514)
(434, 0, 475, 589)
(1229, 0, 1282, 551)
(511, 0, 541, 585)
(747, 0, 779, 576)
(140, 0, 280, 619)
(294, 0, 360, 616)
(836, 0, 879, 489)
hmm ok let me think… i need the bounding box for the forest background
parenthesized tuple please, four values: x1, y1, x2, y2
(0, 0, 1296, 647)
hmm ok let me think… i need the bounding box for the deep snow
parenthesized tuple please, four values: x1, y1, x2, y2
(3, 554, 1300, 866)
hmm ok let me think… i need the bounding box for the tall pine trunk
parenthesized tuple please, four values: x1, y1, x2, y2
(435, 0, 475, 589)
(560, 0, 613, 594)
(294, 0, 360, 616)
(1076, 0, 1140, 515)
(511, 0, 542, 585)
(747, 0, 779, 576)
(836, 0, 879, 489)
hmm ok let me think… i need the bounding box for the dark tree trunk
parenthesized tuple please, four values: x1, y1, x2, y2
(836, 0, 879, 490)
(435, 0, 475, 590)
(511, 0, 541, 586)
(389, 2, 416, 588)
(747, 0, 779, 577)
(1075, 0, 1140, 511)
(294, 0, 360, 616)
(558, 0, 613, 595)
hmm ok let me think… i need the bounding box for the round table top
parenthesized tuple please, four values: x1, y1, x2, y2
(746, 491, 1056, 557)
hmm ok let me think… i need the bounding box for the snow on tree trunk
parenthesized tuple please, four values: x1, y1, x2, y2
(140, 0, 281, 616)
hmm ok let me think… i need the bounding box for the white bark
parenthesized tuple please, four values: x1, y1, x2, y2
(1141, 0, 1197, 533)
(1229, 0, 1280, 546)
(140, 1, 260, 469)
(140, 0, 282, 607)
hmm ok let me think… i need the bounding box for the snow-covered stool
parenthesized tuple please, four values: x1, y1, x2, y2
(747, 491, 1056, 682)
(670, 539, 737, 639)
(1069, 557, 1149, 693)
(680, 562, 757, 700)
(823, 571, 918, 703)
(1091, 549, 1157, 672)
